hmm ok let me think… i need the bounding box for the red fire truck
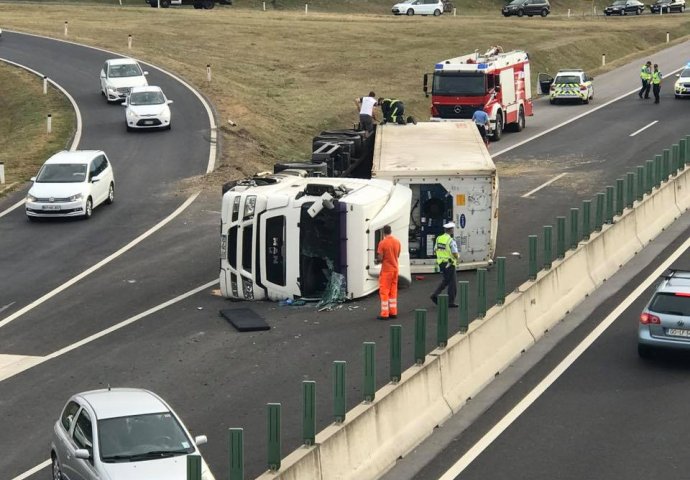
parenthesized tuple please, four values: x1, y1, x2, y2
(423, 46, 533, 141)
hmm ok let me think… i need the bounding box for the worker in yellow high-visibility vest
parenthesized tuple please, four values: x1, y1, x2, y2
(639, 61, 652, 99)
(430, 222, 460, 308)
(651, 64, 663, 104)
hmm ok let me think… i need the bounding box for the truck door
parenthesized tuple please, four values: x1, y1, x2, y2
(499, 68, 516, 105)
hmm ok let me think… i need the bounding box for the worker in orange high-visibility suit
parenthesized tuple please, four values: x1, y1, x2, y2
(375, 225, 401, 320)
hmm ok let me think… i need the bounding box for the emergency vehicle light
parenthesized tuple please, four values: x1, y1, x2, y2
(477, 63, 488, 69)
(435, 63, 444, 70)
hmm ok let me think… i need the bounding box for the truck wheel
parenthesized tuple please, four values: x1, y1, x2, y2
(515, 106, 525, 132)
(517, 9, 524, 16)
(492, 112, 503, 141)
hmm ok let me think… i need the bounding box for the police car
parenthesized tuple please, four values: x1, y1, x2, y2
(549, 69, 594, 105)
(674, 63, 690, 99)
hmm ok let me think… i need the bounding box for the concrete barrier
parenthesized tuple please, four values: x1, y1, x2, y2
(257, 164, 690, 480)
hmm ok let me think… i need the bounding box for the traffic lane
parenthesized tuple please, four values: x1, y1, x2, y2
(414, 226, 690, 480)
(0, 31, 210, 317)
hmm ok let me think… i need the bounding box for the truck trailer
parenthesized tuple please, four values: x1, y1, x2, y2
(220, 172, 412, 301)
(372, 121, 498, 272)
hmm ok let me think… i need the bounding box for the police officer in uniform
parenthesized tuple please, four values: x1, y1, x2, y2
(651, 64, 663, 104)
(430, 222, 460, 308)
(639, 61, 652, 99)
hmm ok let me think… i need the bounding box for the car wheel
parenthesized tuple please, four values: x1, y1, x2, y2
(193, 1, 202, 7)
(622, 9, 627, 14)
(638, 344, 653, 358)
(582, 95, 589, 105)
(126, 124, 133, 132)
(541, 8, 548, 16)
(406, 8, 414, 15)
(636, 7, 641, 13)
(84, 197, 93, 220)
(160, 0, 170, 7)
(106, 182, 115, 205)
(517, 8, 524, 16)
(491, 112, 503, 141)
(528, 13, 533, 16)
(52, 456, 62, 480)
(27, 215, 36, 222)
(203, 0, 215, 8)
(433, 8, 441, 15)
(166, 123, 172, 130)
(681, 5, 685, 12)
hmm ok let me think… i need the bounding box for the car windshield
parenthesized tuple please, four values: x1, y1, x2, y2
(35, 164, 87, 183)
(433, 72, 486, 96)
(680, 68, 690, 78)
(109, 63, 143, 78)
(611, 0, 626, 4)
(555, 75, 582, 84)
(99, 412, 194, 462)
(649, 292, 690, 316)
(508, 0, 525, 5)
(129, 91, 165, 106)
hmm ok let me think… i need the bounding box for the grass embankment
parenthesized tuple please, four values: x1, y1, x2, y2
(0, 62, 74, 196)
(0, 4, 687, 186)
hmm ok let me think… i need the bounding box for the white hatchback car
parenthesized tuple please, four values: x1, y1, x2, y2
(26, 150, 114, 221)
(51, 388, 216, 480)
(124, 86, 173, 131)
(392, 0, 444, 15)
(100, 58, 149, 103)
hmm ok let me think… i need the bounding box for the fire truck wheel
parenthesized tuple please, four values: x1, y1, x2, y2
(516, 9, 524, 16)
(492, 112, 503, 141)
(407, 8, 414, 15)
(515, 107, 525, 132)
(433, 8, 441, 15)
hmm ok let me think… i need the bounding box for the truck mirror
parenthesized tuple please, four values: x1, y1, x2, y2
(423, 73, 429, 97)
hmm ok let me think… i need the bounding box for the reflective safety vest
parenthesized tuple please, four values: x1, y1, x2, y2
(652, 71, 662, 85)
(435, 233, 456, 266)
(381, 98, 401, 119)
(640, 65, 651, 81)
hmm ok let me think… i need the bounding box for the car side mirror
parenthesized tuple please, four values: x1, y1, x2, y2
(92, 178, 101, 183)
(75, 449, 91, 460)
(676, 73, 681, 78)
(121, 101, 128, 106)
(143, 71, 149, 76)
(194, 435, 208, 446)
(30, 176, 36, 182)
(167, 100, 174, 104)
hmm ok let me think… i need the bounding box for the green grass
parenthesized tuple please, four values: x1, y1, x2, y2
(0, 61, 74, 196)
(0, 3, 687, 186)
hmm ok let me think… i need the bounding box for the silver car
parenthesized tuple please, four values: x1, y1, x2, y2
(638, 269, 690, 358)
(51, 388, 215, 480)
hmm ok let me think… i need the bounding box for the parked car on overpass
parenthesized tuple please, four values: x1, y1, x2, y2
(145, 0, 232, 8)
(604, 0, 645, 14)
(502, 0, 551, 16)
(392, 0, 445, 15)
(649, 0, 685, 13)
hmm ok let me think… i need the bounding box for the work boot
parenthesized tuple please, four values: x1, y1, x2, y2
(430, 295, 438, 305)
(377, 315, 390, 320)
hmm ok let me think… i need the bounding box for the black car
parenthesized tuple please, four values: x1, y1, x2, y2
(649, 0, 685, 13)
(502, 0, 551, 17)
(604, 0, 645, 14)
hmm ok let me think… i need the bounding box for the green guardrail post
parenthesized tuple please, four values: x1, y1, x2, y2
(459, 281, 469, 333)
(496, 256, 506, 304)
(636, 166, 644, 201)
(626, 172, 634, 209)
(645, 159, 654, 193)
(333, 361, 346, 423)
(229, 428, 244, 480)
(570, 208, 579, 249)
(302, 381, 316, 446)
(654, 154, 662, 187)
(390, 325, 402, 383)
(662, 149, 670, 181)
(363, 342, 376, 402)
(679, 138, 687, 170)
(267, 403, 281, 471)
(543, 225, 552, 270)
(556, 216, 566, 259)
(477, 268, 487, 318)
(594, 192, 604, 232)
(582, 200, 591, 240)
(615, 178, 624, 216)
(685, 135, 690, 168)
(187, 454, 202, 480)
(437, 293, 448, 347)
(605, 185, 614, 224)
(528, 235, 538, 280)
(414, 309, 426, 365)
(672, 144, 680, 175)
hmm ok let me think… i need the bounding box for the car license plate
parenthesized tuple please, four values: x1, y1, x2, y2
(667, 328, 690, 338)
(42, 205, 60, 211)
(144, 120, 154, 125)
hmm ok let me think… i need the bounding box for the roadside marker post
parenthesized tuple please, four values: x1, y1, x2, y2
(43, 76, 48, 95)
(581, 200, 591, 240)
(437, 294, 448, 347)
(206, 64, 212, 83)
(267, 403, 281, 471)
(594, 193, 605, 231)
(186, 455, 202, 480)
(414, 309, 426, 365)
(305, 3, 308, 14)
(602, 53, 606, 66)
(128, 34, 132, 49)
(569, 208, 579, 249)
(496, 256, 507, 304)
(477, 269, 487, 318)
(453, 7, 457, 15)
(556, 218, 566, 260)
(263, 1, 266, 10)
(636, 166, 645, 201)
(47, 114, 52, 134)
(0, 163, 5, 184)
(333, 361, 346, 423)
(459, 282, 469, 332)
(667, 32, 670, 43)
(64, 21, 68, 37)
(390, 325, 402, 383)
(528, 235, 538, 280)
(302, 381, 316, 446)
(229, 428, 244, 480)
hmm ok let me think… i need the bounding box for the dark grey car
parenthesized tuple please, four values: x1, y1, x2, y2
(502, 0, 551, 16)
(604, 0, 645, 14)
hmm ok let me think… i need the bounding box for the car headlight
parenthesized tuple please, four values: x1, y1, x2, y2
(69, 193, 83, 202)
(127, 110, 139, 118)
(26, 194, 37, 202)
(242, 277, 254, 300)
(107, 86, 117, 93)
(243, 195, 256, 219)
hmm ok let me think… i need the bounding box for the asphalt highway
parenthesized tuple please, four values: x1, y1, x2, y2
(1, 30, 689, 480)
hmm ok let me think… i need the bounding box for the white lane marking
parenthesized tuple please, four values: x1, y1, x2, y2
(629, 120, 659, 137)
(0, 57, 82, 151)
(438, 234, 690, 480)
(0, 279, 218, 383)
(493, 65, 684, 159)
(3, 30, 216, 174)
(0, 182, 19, 193)
(521, 173, 568, 198)
(0, 192, 200, 330)
(0, 199, 25, 219)
(11, 459, 50, 480)
(0, 354, 44, 379)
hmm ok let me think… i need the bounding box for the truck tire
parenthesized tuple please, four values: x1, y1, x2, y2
(515, 106, 525, 132)
(492, 112, 503, 141)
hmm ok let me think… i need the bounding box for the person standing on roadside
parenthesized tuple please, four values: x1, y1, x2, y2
(652, 64, 663, 104)
(375, 225, 401, 320)
(430, 222, 460, 308)
(472, 108, 490, 147)
(355, 91, 378, 133)
(639, 61, 652, 99)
